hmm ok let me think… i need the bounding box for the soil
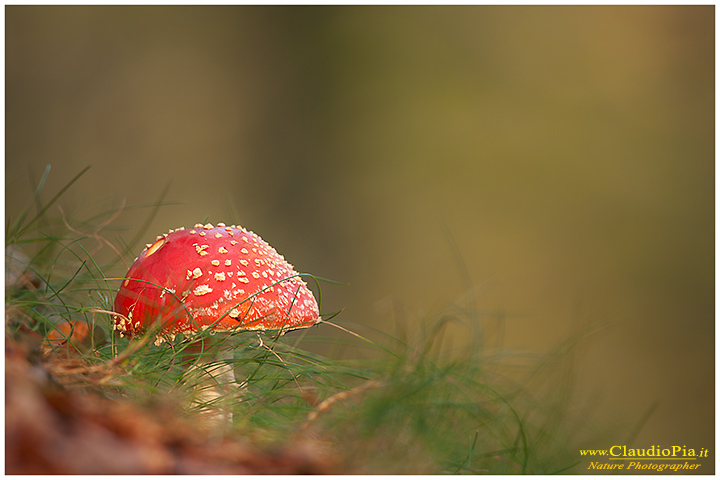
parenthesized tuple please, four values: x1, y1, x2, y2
(5, 336, 339, 475)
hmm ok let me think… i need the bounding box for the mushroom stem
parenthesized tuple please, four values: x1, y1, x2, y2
(182, 335, 240, 425)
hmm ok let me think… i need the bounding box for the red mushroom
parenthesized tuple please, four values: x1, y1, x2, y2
(114, 222, 320, 419)
(114, 223, 319, 341)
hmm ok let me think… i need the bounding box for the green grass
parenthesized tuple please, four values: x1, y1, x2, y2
(5, 165, 591, 474)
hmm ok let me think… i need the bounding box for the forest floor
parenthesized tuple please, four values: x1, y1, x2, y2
(5, 333, 339, 475)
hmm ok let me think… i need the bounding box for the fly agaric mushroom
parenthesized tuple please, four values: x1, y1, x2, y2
(114, 222, 320, 419)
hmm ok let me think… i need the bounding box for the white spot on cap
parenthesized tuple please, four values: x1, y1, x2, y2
(240, 259, 249, 266)
(219, 246, 229, 254)
(215, 232, 223, 238)
(190, 230, 196, 235)
(225, 259, 232, 266)
(211, 260, 220, 266)
(203, 223, 214, 230)
(214, 272, 226, 281)
(193, 285, 213, 296)
(217, 223, 226, 227)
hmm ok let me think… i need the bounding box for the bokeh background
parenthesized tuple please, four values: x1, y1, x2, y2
(6, 5, 714, 470)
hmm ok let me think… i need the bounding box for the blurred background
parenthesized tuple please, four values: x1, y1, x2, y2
(6, 5, 713, 469)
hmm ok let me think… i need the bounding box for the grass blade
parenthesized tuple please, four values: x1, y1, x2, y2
(12, 165, 91, 240)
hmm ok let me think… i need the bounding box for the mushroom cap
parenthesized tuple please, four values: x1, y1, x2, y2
(114, 223, 320, 341)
